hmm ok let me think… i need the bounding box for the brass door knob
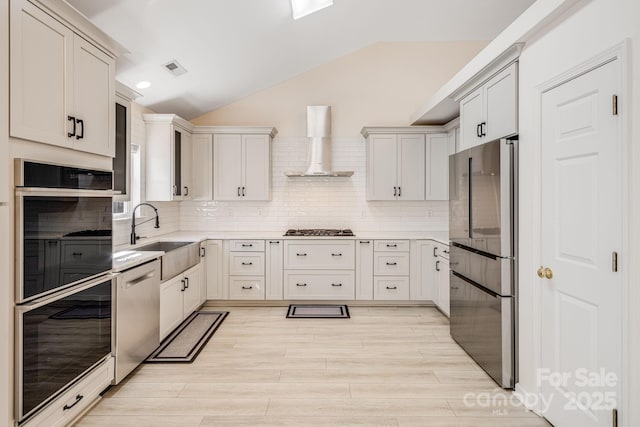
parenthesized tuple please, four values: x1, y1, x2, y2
(537, 266, 554, 279)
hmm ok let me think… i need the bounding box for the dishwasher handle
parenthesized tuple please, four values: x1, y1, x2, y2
(126, 272, 156, 288)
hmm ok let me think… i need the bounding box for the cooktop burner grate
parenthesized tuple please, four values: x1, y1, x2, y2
(284, 229, 355, 237)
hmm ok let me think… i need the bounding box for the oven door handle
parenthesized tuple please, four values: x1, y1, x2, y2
(16, 274, 117, 312)
(15, 188, 119, 197)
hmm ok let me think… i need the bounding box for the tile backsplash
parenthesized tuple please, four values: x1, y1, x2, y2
(180, 136, 448, 232)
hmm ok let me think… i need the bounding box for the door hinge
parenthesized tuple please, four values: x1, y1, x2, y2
(613, 408, 618, 427)
(612, 252, 618, 272)
(612, 95, 618, 115)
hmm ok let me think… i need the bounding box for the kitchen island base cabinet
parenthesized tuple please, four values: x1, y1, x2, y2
(159, 263, 202, 340)
(284, 271, 355, 299)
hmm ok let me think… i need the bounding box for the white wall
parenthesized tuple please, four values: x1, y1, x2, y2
(185, 41, 486, 232)
(517, 0, 636, 423)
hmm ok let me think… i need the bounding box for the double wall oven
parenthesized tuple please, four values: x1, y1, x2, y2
(15, 160, 115, 423)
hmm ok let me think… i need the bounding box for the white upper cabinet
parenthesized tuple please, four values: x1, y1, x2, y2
(191, 133, 213, 201)
(365, 132, 425, 201)
(10, 0, 117, 157)
(144, 114, 194, 201)
(425, 133, 449, 200)
(213, 129, 275, 201)
(458, 62, 517, 150)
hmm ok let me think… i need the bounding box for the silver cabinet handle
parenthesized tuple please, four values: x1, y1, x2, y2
(241, 262, 253, 266)
(386, 262, 397, 266)
(296, 283, 307, 287)
(296, 253, 307, 256)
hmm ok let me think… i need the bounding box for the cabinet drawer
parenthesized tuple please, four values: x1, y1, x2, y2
(284, 240, 355, 270)
(374, 252, 409, 276)
(284, 270, 355, 299)
(229, 252, 265, 275)
(229, 240, 265, 252)
(26, 357, 114, 427)
(229, 277, 265, 299)
(374, 277, 410, 300)
(435, 243, 450, 260)
(374, 240, 410, 252)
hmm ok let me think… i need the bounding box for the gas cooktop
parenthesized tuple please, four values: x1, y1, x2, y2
(284, 229, 355, 237)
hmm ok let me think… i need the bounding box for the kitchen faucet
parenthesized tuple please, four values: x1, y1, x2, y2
(130, 203, 160, 244)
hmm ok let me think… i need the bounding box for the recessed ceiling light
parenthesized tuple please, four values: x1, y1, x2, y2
(291, 0, 333, 20)
(136, 81, 151, 89)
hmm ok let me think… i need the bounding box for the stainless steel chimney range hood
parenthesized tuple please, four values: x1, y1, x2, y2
(285, 106, 354, 177)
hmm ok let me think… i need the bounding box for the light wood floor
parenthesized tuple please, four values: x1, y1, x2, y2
(76, 306, 550, 427)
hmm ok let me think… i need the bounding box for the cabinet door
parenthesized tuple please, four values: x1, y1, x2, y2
(485, 62, 518, 141)
(213, 134, 243, 200)
(367, 134, 397, 200)
(205, 240, 224, 299)
(160, 276, 184, 340)
(436, 257, 450, 316)
(266, 240, 284, 300)
(459, 87, 484, 150)
(426, 133, 449, 200)
(242, 134, 270, 201)
(397, 134, 425, 200)
(410, 240, 434, 301)
(355, 240, 374, 300)
(183, 265, 202, 316)
(10, 1, 74, 148)
(72, 36, 115, 156)
(192, 134, 213, 200)
(180, 129, 193, 200)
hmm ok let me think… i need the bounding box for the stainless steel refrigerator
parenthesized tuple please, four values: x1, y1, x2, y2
(448, 138, 517, 389)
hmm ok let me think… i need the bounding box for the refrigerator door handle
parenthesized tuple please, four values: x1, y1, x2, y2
(451, 270, 500, 298)
(468, 156, 473, 239)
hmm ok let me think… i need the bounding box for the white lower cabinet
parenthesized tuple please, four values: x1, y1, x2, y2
(266, 240, 284, 300)
(229, 276, 265, 299)
(374, 276, 410, 300)
(355, 240, 374, 300)
(227, 241, 265, 300)
(160, 263, 203, 340)
(435, 253, 450, 316)
(284, 270, 355, 299)
(23, 357, 114, 427)
(410, 240, 437, 301)
(205, 240, 223, 299)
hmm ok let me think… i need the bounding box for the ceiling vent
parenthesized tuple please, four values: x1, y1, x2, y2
(162, 60, 188, 77)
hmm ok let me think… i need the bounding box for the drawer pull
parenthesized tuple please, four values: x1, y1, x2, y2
(331, 283, 343, 287)
(386, 286, 398, 290)
(241, 262, 253, 266)
(269, 241, 280, 244)
(386, 244, 397, 248)
(359, 240, 370, 244)
(242, 286, 253, 290)
(63, 394, 84, 411)
(331, 253, 342, 257)
(386, 262, 397, 266)
(296, 283, 307, 287)
(296, 253, 307, 257)
(433, 247, 437, 257)
(72, 252, 83, 256)
(241, 244, 253, 247)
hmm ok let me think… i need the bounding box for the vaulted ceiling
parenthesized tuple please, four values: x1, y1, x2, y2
(67, 0, 535, 119)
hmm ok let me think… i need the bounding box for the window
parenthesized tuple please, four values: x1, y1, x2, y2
(113, 144, 141, 219)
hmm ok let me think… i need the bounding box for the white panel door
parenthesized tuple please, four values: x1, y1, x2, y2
(397, 134, 425, 200)
(160, 276, 184, 340)
(183, 266, 202, 316)
(179, 129, 193, 200)
(242, 134, 270, 201)
(10, 1, 73, 148)
(368, 134, 397, 200)
(73, 36, 115, 156)
(459, 87, 484, 150)
(485, 62, 518, 141)
(355, 239, 374, 300)
(410, 240, 435, 301)
(205, 240, 223, 299)
(540, 59, 621, 427)
(214, 134, 243, 200)
(266, 240, 284, 300)
(426, 133, 449, 200)
(191, 134, 213, 200)
(436, 256, 449, 316)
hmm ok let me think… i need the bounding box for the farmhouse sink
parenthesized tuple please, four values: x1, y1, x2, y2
(137, 241, 200, 281)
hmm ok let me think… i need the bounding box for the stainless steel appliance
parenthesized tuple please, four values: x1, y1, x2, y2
(114, 259, 160, 384)
(448, 138, 517, 388)
(15, 160, 115, 303)
(284, 229, 354, 237)
(16, 275, 113, 422)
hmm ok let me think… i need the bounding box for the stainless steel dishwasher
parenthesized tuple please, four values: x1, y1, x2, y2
(113, 259, 160, 384)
